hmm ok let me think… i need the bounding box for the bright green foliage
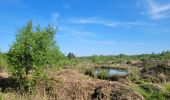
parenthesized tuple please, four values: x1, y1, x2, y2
(7, 21, 64, 92)
(0, 52, 8, 70)
(81, 50, 170, 64)
(133, 80, 170, 100)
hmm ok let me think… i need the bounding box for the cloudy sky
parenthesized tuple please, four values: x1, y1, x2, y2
(0, 0, 170, 56)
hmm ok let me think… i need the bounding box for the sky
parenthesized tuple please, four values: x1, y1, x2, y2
(0, 0, 170, 56)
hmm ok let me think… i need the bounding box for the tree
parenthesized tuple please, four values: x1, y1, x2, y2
(161, 51, 170, 59)
(0, 51, 8, 71)
(8, 21, 64, 92)
(67, 52, 75, 59)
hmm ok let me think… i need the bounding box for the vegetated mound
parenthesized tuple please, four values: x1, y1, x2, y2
(0, 69, 144, 100)
(140, 64, 170, 83)
(46, 69, 144, 100)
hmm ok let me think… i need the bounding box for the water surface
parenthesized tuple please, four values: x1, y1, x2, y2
(94, 68, 128, 76)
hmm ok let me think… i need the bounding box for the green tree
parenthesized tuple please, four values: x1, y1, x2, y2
(0, 51, 8, 71)
(161, 51, 170, 59)
(67, 52, 75, 59)
(8, 21, 64, 92)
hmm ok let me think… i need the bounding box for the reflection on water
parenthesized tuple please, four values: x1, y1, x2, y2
(94, 68, 128, 76)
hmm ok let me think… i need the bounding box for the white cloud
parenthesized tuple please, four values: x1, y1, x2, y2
(69, 17, 148, 28)
(51, 12, 60, 29)
(58, 26, 97, 38)
(76, 37, 116, 46)
(122, 21, 149, 29)
(144, 0, 170, 19)
(57, 26, 115, 45)
(88, 40, 116, 45)
(71, 18, 117, 28)
(51, 12, 60, 22)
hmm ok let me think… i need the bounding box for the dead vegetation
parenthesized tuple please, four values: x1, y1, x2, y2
(46, 69, 144, 100)
(0, 69, 144, 100)
(140, 64, 170, 83)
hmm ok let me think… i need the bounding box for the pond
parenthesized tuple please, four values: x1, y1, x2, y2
(94, 68, 128, 77)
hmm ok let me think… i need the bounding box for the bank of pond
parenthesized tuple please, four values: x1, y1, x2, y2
(83, 66, 129, 81)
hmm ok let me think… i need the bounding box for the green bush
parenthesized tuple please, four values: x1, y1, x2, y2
(0, 52, 8, 71)
(81, 67, 94, 76)
(7, 21, 64, 93)
(85, 68, 93, 76)
(128, 66, 140, 82)
(134, 82, 167, 100)
(96, 69, 109, 79)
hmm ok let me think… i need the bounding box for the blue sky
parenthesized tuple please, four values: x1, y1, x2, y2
(0, 0, 170, 56)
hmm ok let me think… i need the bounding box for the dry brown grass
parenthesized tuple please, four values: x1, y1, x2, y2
(45, 69, 144, 100)
(0, 69, 144, 100)
(0, 70, 9, 79)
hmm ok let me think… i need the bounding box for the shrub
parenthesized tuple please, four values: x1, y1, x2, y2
(85, 69, 93, 76)
(134, 82, 167, 100)
(96, 69, 109, 79)
(82, 67, 94, 76)
(0, 52, 8, 71)
(7, 21, 64, 93)
(128, 66, 140, 82)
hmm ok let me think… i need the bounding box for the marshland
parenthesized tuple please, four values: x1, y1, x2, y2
(0, 32, 170, 99)
(1, 0, 170, 100)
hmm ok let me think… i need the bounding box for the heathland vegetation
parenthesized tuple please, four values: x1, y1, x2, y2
(0, 21, 170, 100)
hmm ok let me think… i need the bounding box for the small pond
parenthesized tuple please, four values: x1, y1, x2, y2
(94, 68, 128, 77)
